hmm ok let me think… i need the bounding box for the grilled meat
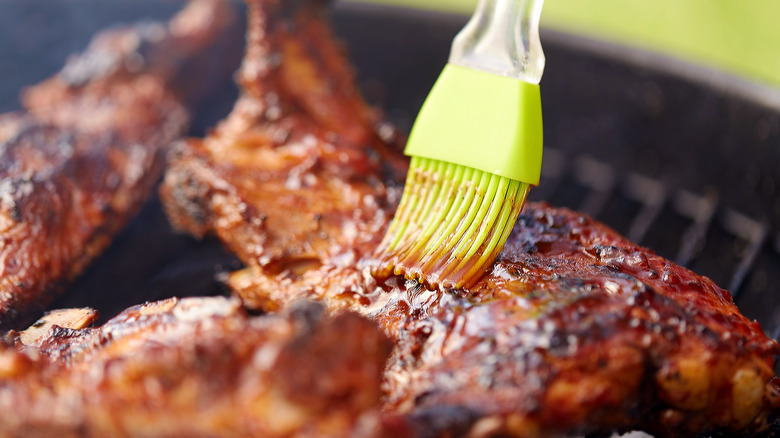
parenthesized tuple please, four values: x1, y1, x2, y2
(1, 297, 405, 437)
(161, 0, 780, 436)
(0, 0, 239, 329)
(228, 204, 780, 438)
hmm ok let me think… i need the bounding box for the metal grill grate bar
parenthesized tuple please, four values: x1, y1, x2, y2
(672, 190, 718, 267)
(721, 210, 770, 297)
(573, 156, 617, 217)
(623, 173, 667, 243)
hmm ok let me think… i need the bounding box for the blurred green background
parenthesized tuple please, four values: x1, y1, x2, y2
(353, 0, 780, 88)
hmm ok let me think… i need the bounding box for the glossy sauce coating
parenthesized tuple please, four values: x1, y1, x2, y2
(161, 0, 780, 436)
(1, 297, 406, 437)
(0, 0, 239, 329)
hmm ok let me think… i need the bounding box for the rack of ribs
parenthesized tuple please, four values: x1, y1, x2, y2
(0, 0, 241, 329)
(2, 297, 408, 437)
(161, 0, 780, 436)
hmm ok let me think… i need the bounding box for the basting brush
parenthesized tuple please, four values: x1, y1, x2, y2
(372, 0, 545, 290)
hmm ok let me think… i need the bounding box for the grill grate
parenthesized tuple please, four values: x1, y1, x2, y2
(529, 147, 776, 343)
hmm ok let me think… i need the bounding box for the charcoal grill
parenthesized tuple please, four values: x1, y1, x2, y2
(2, 0, 780, 388)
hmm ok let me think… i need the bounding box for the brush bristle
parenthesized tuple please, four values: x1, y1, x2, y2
(373, 156, 531, 290)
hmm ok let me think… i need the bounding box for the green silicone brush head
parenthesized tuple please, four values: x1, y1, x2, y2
(373, 156, 532, 289)
(372, 0, 545, 290)
(405, 64, 543, 184)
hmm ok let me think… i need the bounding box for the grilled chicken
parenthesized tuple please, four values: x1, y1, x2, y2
(0, 0, 239, 329)
(162, 0, 780, 436)
(1, 297, 406, 437)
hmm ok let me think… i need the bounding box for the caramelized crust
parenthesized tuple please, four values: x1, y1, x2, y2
(1, 297, 405, 437)
(161, 0, 780, 436)
(0, 0, 238, 329)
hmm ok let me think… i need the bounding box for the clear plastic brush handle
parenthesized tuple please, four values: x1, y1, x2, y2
(449, 0, 545, 84)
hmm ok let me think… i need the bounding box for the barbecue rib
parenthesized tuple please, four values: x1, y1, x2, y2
(0, 0, 239, 329)
(1, 297, 408, 437)
(160, 0, 780, 437)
